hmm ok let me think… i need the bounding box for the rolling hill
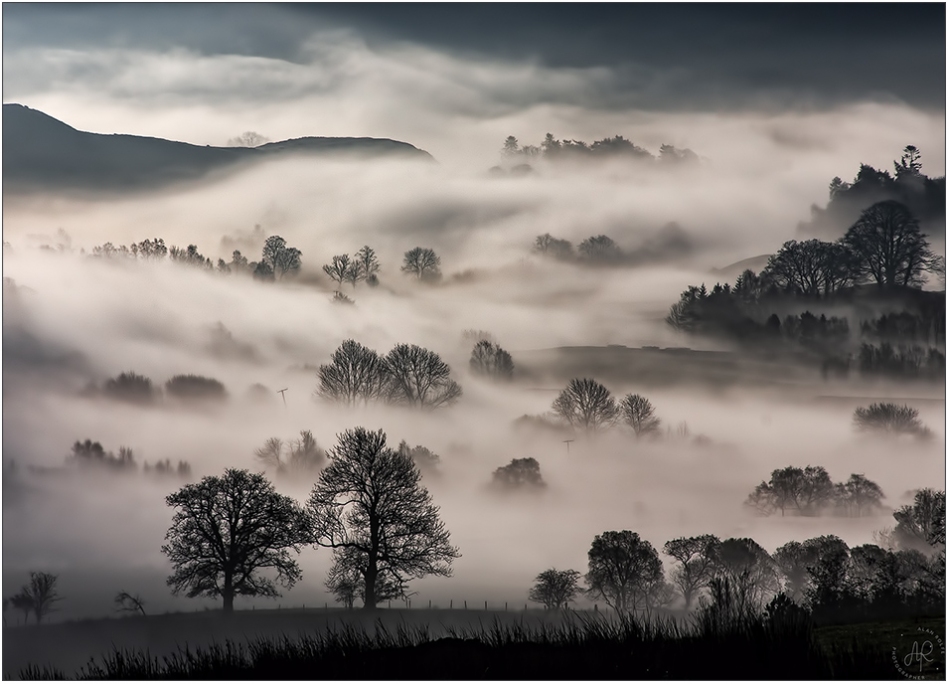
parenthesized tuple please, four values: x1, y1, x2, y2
(2, 104, 434, 195)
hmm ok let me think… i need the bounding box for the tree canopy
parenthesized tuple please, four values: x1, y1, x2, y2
(161, 469, 311, 612)
(307, 427, 459, 609)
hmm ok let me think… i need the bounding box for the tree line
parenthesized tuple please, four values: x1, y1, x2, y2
(527, 488, 943, 617)
(499, 134, 700, 166)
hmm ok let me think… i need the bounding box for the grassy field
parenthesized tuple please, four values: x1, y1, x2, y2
(6, 608, 945, 680)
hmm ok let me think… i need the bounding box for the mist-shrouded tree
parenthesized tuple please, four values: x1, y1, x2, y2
(396, 440, 441, 475)
(10, 591, 33, 625)
(384, 344, 462, 409)
(492, 457, 545, 491)
(255, 431, 325, 475)
(261, 235, 302, 280)
(469, 340, 514, 381)
(102, 371, 158, 404)
(355, 245, 381, 287)
(133, 237, 167, 260)
(853, 403, 930, 438)
(318, 340, 390, 406)
(401, 247, 441, 282)
(552, 378, 617, 432)
(586, 530, 664, 613)
(165, 374, 227, 402)
(663, 535, 720, 609)
(19, 572, 62, 624)
(835, 473, 885, 516)
(533, 233, 575, 261)
(306, 428, 460, 609)
(774, 535, 848, 602)
(114, 591, 146, 617)
(161, 469, 311, 613)
(323, 254, 352, 289)
(842, 200, 934, 288)
(893, 489, 946, 551)
(227, 131, 270, 148)
(528, 569, 582, 610)
(711, 537, 780, 611)
(619, 394, 661, 437)
(578, 235, 622, 263)
(745, 466, 836, 517)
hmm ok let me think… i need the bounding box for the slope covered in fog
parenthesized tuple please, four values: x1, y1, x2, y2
(2, 104, 434, 195)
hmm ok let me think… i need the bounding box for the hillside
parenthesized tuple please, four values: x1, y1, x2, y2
(2, 104, 434, 195)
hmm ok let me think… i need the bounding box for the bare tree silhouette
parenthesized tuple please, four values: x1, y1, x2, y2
(528, 569, 582, 610)
(384, 344, 462, 409)
(162, 469, 311, 613)
(552, 378, 617, 432)
(307, 428, 459, 609)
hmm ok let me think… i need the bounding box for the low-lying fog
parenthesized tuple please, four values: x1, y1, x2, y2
(3, 150, 944, 621)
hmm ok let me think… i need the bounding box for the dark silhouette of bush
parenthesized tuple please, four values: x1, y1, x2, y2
(102, 371, 158, 404)
(853, 403, 930, 438)
(67, 440, 137, 473)
(492, 457, 545, 491)
(528, 568, 582, 610)
(165, 374, 227, 402)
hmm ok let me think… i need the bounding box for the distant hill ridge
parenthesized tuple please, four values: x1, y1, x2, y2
(2, 103, 434, 194)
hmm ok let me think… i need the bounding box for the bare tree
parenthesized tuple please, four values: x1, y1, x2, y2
(469, 340, 514, 380)
(528, 569, 582, 610)
(323, 255, 352, 289)
(287, 430, 325, 473)
(893, 489, 946, 551)
(663, 535, 720, 609)
(853, 403, 930, 438)
(317, 340, 390, 406)
(162, 469, 311, 613)
(552, 378, 617, 432)
(401, 247, 441, 281)
(619, 394, 661, 437)
(21, 572, 62, 624)
(355, 245, 380, 287)
(114, 591, 146, 617)
(307, 428, 460, 609)
(261, 235, 302, 280)
(842, 200, 934, 288)
(254, 437, 284, 472)
(586, 531, 664, 613)
(384, 344, 462, 409)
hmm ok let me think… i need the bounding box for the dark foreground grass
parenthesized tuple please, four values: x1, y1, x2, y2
(21, 610, 937, 680)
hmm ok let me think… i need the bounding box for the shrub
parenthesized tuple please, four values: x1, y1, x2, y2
(165, 375, 227, 401)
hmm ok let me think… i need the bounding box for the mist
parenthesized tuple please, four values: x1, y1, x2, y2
(2, 9, 945, 628)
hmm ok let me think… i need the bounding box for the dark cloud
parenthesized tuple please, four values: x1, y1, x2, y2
(3, 3, 945, 111)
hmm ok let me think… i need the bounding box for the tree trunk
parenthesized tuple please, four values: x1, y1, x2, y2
(364, 562, 378, 610)
(223, 573, 235, 613)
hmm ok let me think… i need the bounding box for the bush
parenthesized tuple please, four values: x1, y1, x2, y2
(492, 457, 545, 491)
(853, 403, 930, 438)
(165, 375, 227, 401)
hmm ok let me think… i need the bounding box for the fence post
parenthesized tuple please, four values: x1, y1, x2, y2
(325, 602, 328, 610)
(450, 599, 453, 610)
(505, 602, 508, 612)
(464, 600, 467, 610)
(429, 600, 432, 610)
(485, 601, 488, 611)
(388, 600, 392, 609)
(594, 604, 598, 612)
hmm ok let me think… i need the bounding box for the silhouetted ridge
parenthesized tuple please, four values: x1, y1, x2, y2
(3, 104, 434, 194)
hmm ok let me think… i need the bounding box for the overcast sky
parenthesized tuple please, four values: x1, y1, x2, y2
(2, 3, 945, 169)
